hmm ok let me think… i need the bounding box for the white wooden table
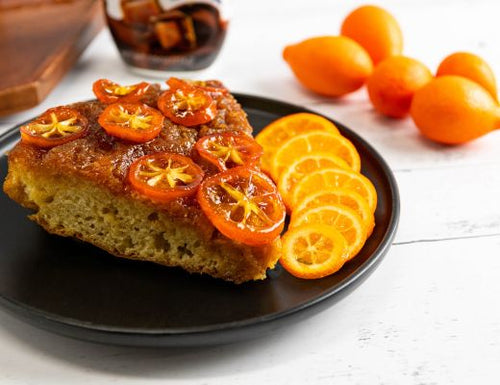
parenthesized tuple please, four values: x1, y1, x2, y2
(1, 0, 499, 383)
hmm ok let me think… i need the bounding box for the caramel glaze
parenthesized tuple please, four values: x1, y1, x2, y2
(8, 81, 253, 241)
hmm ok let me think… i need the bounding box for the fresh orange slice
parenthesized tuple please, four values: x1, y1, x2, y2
(280, 223, 348, 279)
(270, 131, 361, 181)
(255, 113, 340, 175)
(293, 188, 375, 236)
(277, 152, 350, 209)
(290, 204, 367, 260)
(291, 168, 377, 213)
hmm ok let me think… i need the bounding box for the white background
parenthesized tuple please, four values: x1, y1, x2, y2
(1, 0, 500, 383)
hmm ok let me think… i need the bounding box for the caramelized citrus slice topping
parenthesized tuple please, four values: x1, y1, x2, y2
(128, 153, 204, 202)
(219, 182, 273, 226)
(93, 79, 151, 104)
(197, 167, 285, 246)
(103, 83, 138, 96)
(139, 158, 194, 188)
(98, 103, 164, 143)
(293, 188, 375, 236)
(29, 112, 81, 138)
(158, 78, 217, 127)
(20, 107, 88, 148)
(109, 104, 154, 130)
(195, 132, 263, 171)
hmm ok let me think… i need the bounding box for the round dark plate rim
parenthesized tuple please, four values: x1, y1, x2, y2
(0, 93, 400, 339)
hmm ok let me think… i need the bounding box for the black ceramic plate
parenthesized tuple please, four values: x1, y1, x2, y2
(0, 94, 399, 347)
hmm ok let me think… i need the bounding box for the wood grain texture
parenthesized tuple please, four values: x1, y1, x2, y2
(0, 0, 104, 116)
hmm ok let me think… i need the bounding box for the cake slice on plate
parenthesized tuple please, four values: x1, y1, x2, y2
(3, 78, 285, 283)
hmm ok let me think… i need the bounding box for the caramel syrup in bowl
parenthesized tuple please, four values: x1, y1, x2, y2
(106, 0, 228, 71)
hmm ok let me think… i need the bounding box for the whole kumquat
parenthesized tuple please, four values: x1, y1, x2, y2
(283, 36, 373, 97)
(436, 52, 497, 100)
(410, 75, 500, 144)
(367, 56, 433, 118)
(341, 5, 403, 65)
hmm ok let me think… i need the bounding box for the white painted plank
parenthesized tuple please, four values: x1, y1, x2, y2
(394, 163, 500, 243)
(0, 236, 498, 384)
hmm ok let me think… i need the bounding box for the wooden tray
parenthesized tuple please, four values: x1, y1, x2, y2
(0, 0, 104, 116)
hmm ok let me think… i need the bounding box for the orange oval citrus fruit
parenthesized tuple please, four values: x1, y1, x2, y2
(367, 56, 433, 118)
(437, 52, 497, 100)
(283, 36, 373, 97)
(341, 5, 403, 65)
(410, 75, 500, 144)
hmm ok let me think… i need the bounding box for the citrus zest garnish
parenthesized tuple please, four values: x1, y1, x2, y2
(210, 141, 245, 166)
(98, 103, 164, 143)
(104, 83, 137, 96)
(158, 81, 216, 127)
(196, 167, 285, 246)
(20, 107, 88, 148)
(172, 88, 208, 117)
(220, 182, 272, 226)
(28, 112, 81, 139)
(128, 153, 204, 202)
(194, 132, 263, 172)
(110, 106, 153, 130)
(93, 79, 151, 104)
(139, 158, 194, 188)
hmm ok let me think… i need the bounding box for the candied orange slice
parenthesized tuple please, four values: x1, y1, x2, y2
(291, 168, 377, 213)
(255, 113, 340, 175)
(270, 131, 361, 181)
(290, 204, 367, 260)
(277, 152, 349, 209)
(293, 188, 375, 236)
(280, 224, 348, 279)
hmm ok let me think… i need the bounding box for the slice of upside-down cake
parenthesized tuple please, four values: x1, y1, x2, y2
(3, 78, 286, 284)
